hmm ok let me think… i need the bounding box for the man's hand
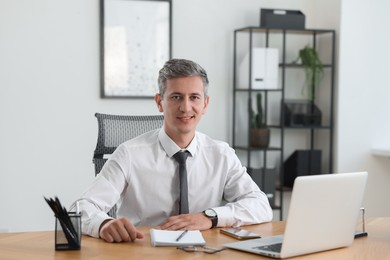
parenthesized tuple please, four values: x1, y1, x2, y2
(159, 213, 212, 231)
(99, 218, 144, 243)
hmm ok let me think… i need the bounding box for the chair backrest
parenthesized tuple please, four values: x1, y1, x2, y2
(93, 113, 164, 175)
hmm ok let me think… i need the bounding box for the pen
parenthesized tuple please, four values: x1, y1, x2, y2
(176, 230, 188, 242)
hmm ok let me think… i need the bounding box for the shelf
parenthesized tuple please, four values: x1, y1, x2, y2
(234, 88, 283, 92)
(234, 146, 282, 151)
(371, 148, 390, 157)
(234, 26, 335, 35)
(233, 125, 331, 130)
(281, 63, 333, 68)
(283, 125, 332, 129)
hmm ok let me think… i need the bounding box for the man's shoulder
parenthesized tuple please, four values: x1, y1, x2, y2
(109, 129, 160, 163)
(196, 132, 231, 151)
(120, 129, 160, 149)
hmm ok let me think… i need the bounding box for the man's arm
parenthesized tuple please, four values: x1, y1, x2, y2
(77, 158, 128, 238)
(214, 150, 274, 227)
(201, 144, 274, 228)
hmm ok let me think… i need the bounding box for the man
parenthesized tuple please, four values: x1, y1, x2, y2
(77, 59, 273, 243)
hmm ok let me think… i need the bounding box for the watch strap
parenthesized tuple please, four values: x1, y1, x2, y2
(210, 216, 218, 228)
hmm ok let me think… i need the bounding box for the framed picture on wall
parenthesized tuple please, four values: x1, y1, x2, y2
(100, 0, 172, 98)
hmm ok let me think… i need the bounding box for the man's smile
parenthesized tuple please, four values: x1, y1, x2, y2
(177, 115, 195, 121)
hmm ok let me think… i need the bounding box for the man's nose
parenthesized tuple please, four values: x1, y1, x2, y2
(179, 97, 191, 112)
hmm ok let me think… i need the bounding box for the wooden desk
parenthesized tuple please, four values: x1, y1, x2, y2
(0, 218, 389, 259)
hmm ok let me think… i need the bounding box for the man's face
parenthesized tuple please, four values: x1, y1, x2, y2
(155, 76, 209, 142)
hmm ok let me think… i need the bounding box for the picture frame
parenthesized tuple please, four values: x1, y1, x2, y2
(100, 0, 172, 98)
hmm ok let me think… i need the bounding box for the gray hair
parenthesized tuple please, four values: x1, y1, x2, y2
(158, 59, 209, 98)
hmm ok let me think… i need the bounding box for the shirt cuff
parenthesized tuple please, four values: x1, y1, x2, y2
(87, 212, 114, 238)
(211, 206, 234, 227)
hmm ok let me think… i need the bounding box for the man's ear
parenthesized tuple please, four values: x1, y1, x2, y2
(202, 96, 210, 115)
(154, 93, 164, 112)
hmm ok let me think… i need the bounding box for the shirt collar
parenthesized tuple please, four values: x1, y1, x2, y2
(158, 128, 197, 157)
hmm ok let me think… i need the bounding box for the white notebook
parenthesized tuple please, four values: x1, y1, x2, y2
(150, 229, 206, 247)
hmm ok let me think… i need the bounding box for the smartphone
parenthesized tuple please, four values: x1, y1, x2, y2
(220, 228, 261, 240)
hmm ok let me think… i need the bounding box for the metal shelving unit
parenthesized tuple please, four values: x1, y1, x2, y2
(232, 27, 335, 220)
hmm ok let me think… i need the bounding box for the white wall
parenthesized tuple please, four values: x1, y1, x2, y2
(1, 0, 387, 233)
(337, 0, 390, 217)
(0, 0, 304, 233)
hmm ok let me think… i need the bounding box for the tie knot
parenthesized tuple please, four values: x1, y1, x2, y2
(173, 151, 189, 164)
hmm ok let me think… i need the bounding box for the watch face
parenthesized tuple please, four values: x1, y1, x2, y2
(205, 209, 217, 218)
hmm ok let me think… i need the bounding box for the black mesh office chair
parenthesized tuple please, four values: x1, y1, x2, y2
(92, 113, 164, 217)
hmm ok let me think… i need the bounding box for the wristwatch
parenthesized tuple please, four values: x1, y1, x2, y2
(203, 209, 218, 228)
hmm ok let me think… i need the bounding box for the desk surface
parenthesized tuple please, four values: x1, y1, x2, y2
(1, 218, 389, 259)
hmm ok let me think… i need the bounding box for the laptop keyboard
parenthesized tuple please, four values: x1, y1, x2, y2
(253, 243, 282, 253)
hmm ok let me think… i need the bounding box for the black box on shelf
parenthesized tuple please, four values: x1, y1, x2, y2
(284, 100, 322, 126)
(260, 9, 305, 30)
(283, 150, 321, 188)
(248, 168, 276, 206)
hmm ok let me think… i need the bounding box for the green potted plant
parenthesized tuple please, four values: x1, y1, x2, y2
(296, 45, 324, 101)
(250, 92, 270, 148)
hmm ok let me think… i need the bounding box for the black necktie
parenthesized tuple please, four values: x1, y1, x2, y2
(173, 151, 189, 214)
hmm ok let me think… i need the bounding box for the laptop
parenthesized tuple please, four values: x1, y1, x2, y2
(223, 171, 368, 258)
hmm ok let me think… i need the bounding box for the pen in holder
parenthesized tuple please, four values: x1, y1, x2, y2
(44, 196, 82, 250)
(55, 212, 81, 250)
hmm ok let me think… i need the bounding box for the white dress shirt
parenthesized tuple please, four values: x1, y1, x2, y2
(78, 129, 273, 238)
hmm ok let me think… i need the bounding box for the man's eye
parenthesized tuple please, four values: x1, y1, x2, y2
(191, 96, 201, 100)
(171, 96, 181, 100)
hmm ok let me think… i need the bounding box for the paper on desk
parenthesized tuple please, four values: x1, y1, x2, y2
(150, 229, 206, 247)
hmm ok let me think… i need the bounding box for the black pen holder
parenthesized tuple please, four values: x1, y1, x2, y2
(55, 212, 81, 250)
